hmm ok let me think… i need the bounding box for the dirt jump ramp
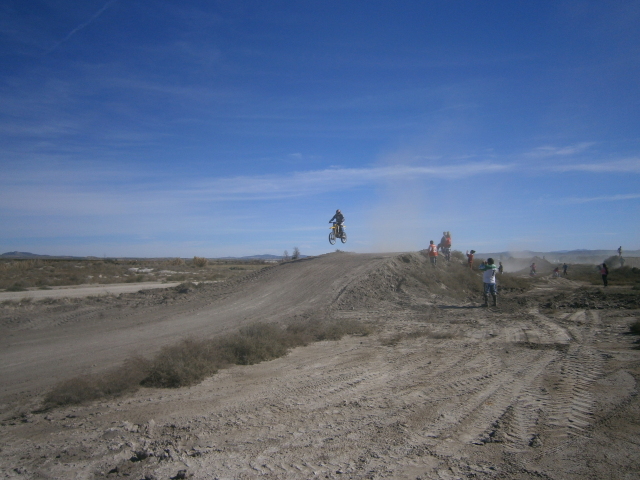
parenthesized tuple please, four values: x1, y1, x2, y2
(0, 252, 394, 399)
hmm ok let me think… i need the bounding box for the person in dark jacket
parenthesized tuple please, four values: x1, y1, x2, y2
(600, 263, 609, 287)
(329, 209, 345, 235)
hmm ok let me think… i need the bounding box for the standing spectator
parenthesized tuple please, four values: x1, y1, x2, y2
(530, 263, 537, 276)
(600, 263, 609, 287)
(498, 262, 504, 274)
(479, 257, 499, 307)
(438, 231, 452, 261)
(553, 266, 560, 277)
(466, 250, 475, 269)
(562, 263, 568, 276)
(428, 240, 438, 266)
(618, 246, 623, 257)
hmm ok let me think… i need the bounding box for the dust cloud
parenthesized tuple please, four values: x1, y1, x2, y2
(365, 167, 429, 253)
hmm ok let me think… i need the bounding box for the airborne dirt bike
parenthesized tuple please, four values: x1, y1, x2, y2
(329, 223, 347, 245)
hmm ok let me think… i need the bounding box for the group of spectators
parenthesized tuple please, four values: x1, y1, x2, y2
(427, 239, 622, 306)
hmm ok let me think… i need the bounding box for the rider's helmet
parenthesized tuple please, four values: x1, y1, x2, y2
(336, 209, 341, 213)
(430, 240, 434, 244)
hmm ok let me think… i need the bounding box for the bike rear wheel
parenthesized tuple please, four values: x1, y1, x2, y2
(329, 231, 336, 245)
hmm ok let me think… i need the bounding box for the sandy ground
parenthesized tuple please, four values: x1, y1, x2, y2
(0, 282, 182, 302)
(1, 252, 639, 480)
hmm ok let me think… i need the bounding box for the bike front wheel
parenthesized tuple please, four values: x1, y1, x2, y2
(340, 231, 347, 243)
(329, 231, 336, 245)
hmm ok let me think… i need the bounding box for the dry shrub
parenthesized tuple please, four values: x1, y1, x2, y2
(169, 257, 185, 266)
(43, 357, 148, 408)
(218, 323, 291, 366)
(175, 281, 198, 293)
(141, 339, 221, 388)
(42, 319, 373, 408)
(193, 256, 208, 267)
(6, 282, 28, 292)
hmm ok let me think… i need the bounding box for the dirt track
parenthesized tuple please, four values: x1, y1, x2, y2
(1, 252, 639, 479)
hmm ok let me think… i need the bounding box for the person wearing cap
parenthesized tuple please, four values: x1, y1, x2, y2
(329, 209, 345, 236)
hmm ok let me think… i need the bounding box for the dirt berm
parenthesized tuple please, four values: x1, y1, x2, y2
(1, 251, 639, 479)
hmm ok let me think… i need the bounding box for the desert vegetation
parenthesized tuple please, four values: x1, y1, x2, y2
(0, 257, 268, 291)
(42, 318, 373, 409)
(564, 264, 640, 287)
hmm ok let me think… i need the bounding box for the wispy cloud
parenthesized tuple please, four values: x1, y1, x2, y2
(183, 162, 512, 201)
(527, 142, 595, 157)
(0, 162, 512, 215)
(549, 158, 640, 173)
(553, 193, 640, 205)
(45, 0, 118, 54)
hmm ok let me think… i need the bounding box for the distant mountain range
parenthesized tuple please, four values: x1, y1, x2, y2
(1, 252, 304, 260)
(2, 250, 635, 262)
(0, 251, 82, 259)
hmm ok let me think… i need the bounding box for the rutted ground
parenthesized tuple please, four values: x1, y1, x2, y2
(1, 252, 639, 479)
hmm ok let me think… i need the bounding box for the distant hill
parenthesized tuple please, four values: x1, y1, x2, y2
(1, 251, 56, 258)
(1, 252, 305, 261)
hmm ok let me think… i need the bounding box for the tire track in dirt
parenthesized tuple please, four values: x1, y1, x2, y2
(538, 309, 603, 450)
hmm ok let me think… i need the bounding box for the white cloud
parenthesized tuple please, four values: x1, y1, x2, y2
(527, 142, 595, 157)
(555, 193, 640, 205)
(0, 162, 511, 215)
(183, 162, 512, 201)
(550, 158, 640, 173)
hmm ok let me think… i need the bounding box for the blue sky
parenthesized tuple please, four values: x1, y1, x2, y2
(1, 1, 639, 257)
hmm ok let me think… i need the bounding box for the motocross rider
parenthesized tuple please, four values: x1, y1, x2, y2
(329, 209, 345, 236)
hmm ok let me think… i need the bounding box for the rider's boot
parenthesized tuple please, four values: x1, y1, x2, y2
(482, 294, 489, 307)
(492, 294, 497, 307)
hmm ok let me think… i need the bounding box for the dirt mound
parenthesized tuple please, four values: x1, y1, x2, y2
(334, 252, 483, 312)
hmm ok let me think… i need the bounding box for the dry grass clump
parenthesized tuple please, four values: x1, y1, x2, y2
(192, 256, 208, 267)
(42, 319, 373, 409)
(43, 357, 149, 408)
(141, 339, 223, 388)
